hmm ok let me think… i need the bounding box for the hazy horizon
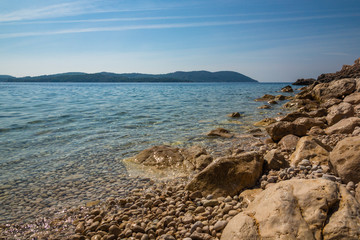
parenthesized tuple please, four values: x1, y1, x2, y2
(1, 0, 360, 82)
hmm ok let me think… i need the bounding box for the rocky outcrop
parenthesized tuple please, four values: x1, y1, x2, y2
(325, 117, 360, 135)
(266, 121, 307, 142)
(290, 136, 332, 166)
(207, 128, 234, 138)
(186, 151, 263, 197)
(293, 78, 316, 85)
(317, 57, 360, 82)
(311, 78, 356, 101)
(132, 145, 213, 172)
(344, 92, 360, 104)
(281, 85, 294, 92)
(330, 136, 360, 183)
(326, 102, 354, 126)
(221, 179, 360, 240)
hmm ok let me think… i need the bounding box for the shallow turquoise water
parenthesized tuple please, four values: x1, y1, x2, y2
(0, 82, 292, 223)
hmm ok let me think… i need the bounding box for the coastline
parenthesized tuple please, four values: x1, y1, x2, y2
(2, 56, 360, 239)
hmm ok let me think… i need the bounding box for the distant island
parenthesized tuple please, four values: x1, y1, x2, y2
(0, 71, 257, 83)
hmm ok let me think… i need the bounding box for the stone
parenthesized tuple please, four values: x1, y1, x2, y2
(227, 112, 241, 118)
(317, 58, 360, 82)
(131, 145, 213, 171)
(254, 94, 275, 101)
(330, 136, 360, 184)
(308, 126, 326, 135)
(264, 149, 289, 170)
(320, 98, 342, 108)
(344, 92, 360, 104)
(293, 117, 326, 130)
(293, 78, 316, 85)
(356, 184, 360, 203)
(279, 111, 309, 122)
(281, 85, 294, 92)
(312, 78, 356, 101)
(186, 151, 263, 197)
(325, 117, 360, 135)
(266, 121, 307, 142)
(257, 105, 271, 109)
(221, 179, 360, 240)
(290, 136, 332, 166)
(326, 102, 354, 126)
(109, 225, 121, 236)
(189, 191, 202, 200)
(278, 134, 300, 150)
(207, 128, 234, 138)
(308, 108, 328, 118)
(253, 118, 276, 127)
(267, 100, 278, 104)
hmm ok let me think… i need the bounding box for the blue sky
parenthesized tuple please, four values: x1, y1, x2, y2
(0, 0, 359, 82)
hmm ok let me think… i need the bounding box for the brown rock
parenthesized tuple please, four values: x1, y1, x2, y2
(186, 151, 263, 197)
(267, 100, 278, 104)
(308, 108, 328, 118)
(253, 118, 276, 127)
(266, 121, 307, 142)
(290, 136, 332, 166)
(207, 128, 234, 138)
(279, 111, 309, 122)
(317, 58, 360, 82)
(254, 94, 275, 101)
(281, 85, 294, 92)
(278, 134, 300, 150)
(293, 117, 326, 130)
(325, 117, 360, 135)
(326, 102, 354, 126)
(264, 149, 289, 170)
(293, 78, 316, 85)
(257, 104, 271, 109)
(227, 112, 241, 118)
(320, 98, 343, 108)
(308, 126, 326, 135)
(221, 179, 360, 240)
(344, 92, 360, 104)
(330, 136, 360, 183)
(312, 78, 356, 101)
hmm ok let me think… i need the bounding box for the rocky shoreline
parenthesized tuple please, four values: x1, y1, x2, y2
(2, 58, 360, 239)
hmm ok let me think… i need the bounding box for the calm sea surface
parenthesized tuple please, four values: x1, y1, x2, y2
(0, 82, 292, 223)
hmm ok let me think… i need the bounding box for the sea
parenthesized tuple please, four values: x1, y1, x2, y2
(0, 82, 293, 224)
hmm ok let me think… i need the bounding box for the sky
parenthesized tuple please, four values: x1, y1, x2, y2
(0, 0, 359, 82)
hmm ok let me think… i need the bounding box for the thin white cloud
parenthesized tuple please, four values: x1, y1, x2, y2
(1, 14, 360, 39)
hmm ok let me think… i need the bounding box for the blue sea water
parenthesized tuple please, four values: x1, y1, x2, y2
(0, 82, 292, 223)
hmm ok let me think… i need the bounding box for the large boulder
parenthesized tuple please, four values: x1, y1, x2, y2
(311, 78, 356, 101)
(344, 92, 360, 105)
(290, 136, 332, 166)
(278, 134, 300, 150)
(266, 121, 307, 142)
(330, 136, 360, 184)
(293, 117, 326, 130)
(264, 149, 289, 170)
(326, 102, 354, 126)
(279, 111, 309, 122)
(186, 151, 263, 197)
(132, 145, 212, 171)
(325, 117, 360, 135)
(221, 179, 360, 240)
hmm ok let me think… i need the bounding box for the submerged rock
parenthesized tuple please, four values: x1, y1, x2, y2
(207, 128, 234, 138)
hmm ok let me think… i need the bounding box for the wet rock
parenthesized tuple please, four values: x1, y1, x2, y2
(326, 102, 354, 126)
(281, 85, 294, 92)
(267, 100, 278, 104)
(330, 136, 360, 183)
(221, 179, 360, 240)
(254, 94, 275, 101)
(257, 105, 271, 109)
(253, 118, 276, 127)
(227, 112, 241, 118)
(186, 151, 263, 197)
(207, 128, 234, 138)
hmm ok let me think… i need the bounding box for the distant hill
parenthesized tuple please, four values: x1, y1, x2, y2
(0, 71, 257, 83)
